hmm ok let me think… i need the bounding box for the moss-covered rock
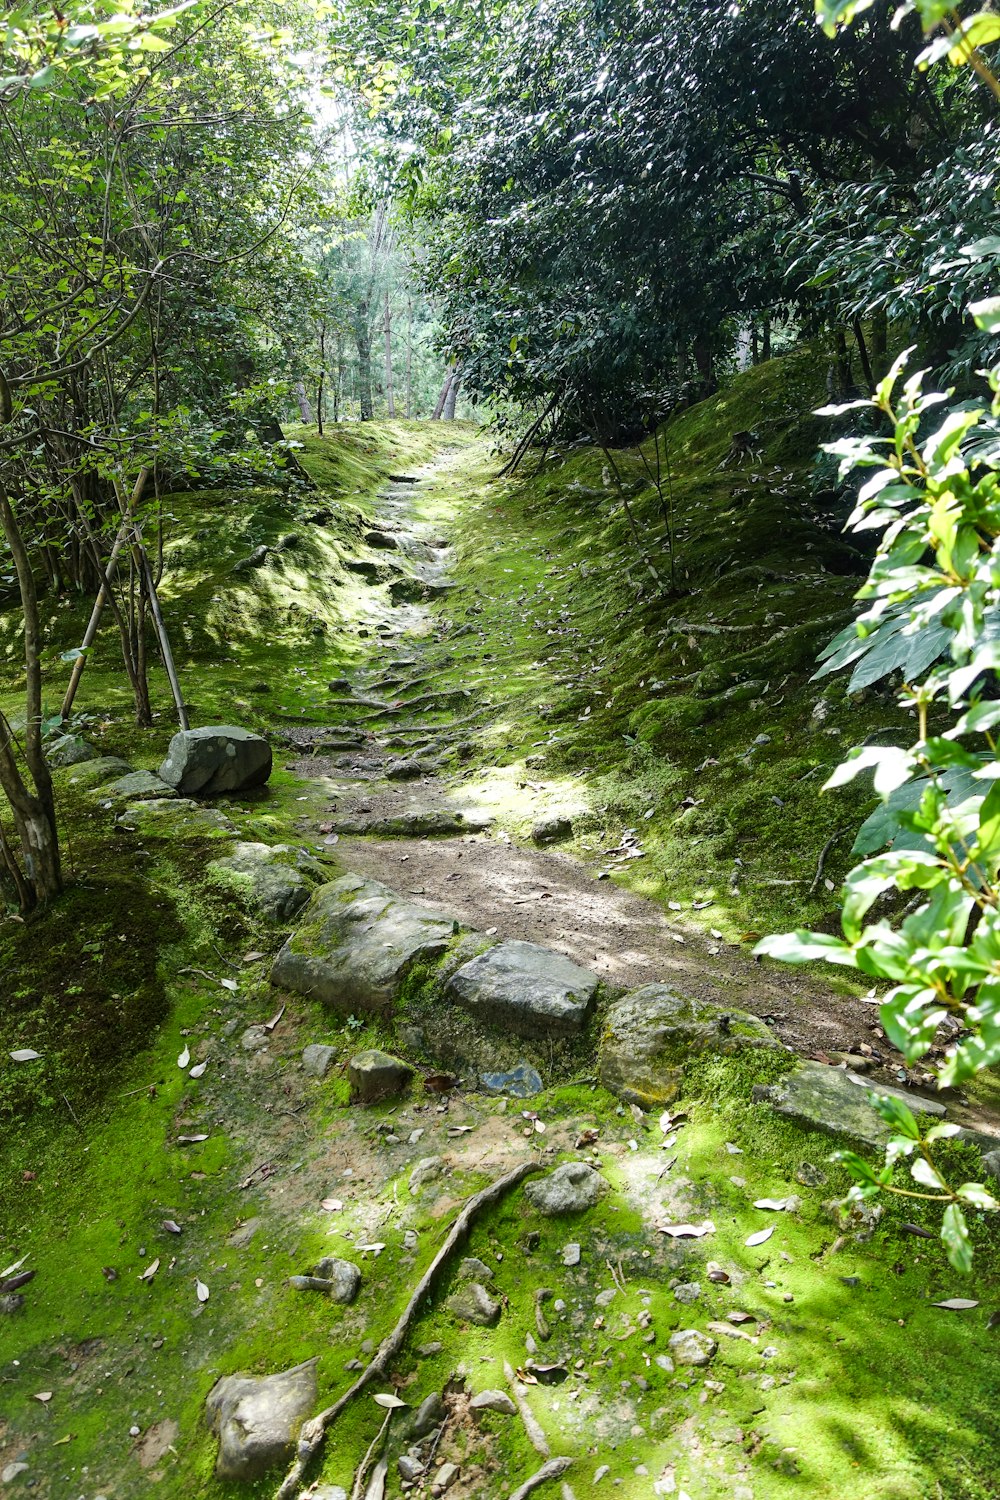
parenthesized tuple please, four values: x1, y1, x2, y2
(207, 841, 324, 923)
(599, 984, 779, 1109)
(117, 797, 237, 840)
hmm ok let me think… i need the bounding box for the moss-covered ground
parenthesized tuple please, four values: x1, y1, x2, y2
(0, 379, 998, 1500)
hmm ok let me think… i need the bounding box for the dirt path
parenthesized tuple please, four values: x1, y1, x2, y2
(279, 452, 924, 1087)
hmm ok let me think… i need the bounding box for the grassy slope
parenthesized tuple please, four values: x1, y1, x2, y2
(0, 387, 998, 1500)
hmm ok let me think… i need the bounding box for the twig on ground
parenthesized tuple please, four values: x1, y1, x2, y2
(274, 1160, 541, 1500)
(508, 1457, 573, 1500)
(808, 827, 845, 899)
(503, 1360, 550, 1458)
(350, 1411, 392, 1500)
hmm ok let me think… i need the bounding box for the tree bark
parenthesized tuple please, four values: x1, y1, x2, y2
(442, 366, 462, 420)
(355, 297, 374, 421)
(383, 291, 396, 418)
(0, 482, 62, 908)
(405, 296, 413, 418)
(431, 370, 453, 420)
(295, 379, 312, 424)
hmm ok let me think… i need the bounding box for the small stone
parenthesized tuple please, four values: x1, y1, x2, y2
(408, 1392, 445, 1438)
(311, 1488, 348, 1500)
(459, 1257, 494, 1282)
(635, 1465, 649, 1477)
(313, 1258, 361, 1304)
(594, 1465, 610, 1483)
(348, 1049, 412, 1103)
(1, 1463, 29, 1484)
(655, 1355, 674, 1374)
(404, 1230, 419, 1251)
(673, 1282, 701, 1305)
(595, 1288, 617, 1308)
(302, 1043, 337, 1078)
(432, 1462, 459, 1494)
(416, 1342, 443, 1359)
(795, 1160, 828, 1187)
(227, 1218, 261, 1249)
(469, 1390, 517, 1416)
(447, 1282, 500, 1326)
(409, 1156, 445, 1194)
(480, 1063, 544, 1098)
(668, 1329, 717, 1367)
(398, 1455, 424, 1481)
(241, 1026, 269, 1051)
(524, 1162, 607, 1216)
(561, 1242, 581, 1266)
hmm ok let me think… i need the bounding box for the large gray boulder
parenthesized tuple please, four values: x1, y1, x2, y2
(159, 724, 272, 796)
(271, 875, 458, 1014)
(446, 940, 597, 1038)
(754, 1061, 946, 1148)
(208, 842, 323, 923)
(205, 1357, 317, 1480)
(599, 985, 779, 1110)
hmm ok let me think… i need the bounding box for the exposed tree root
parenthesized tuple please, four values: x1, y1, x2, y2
(274, 1159, 542, 1500)
(508, 1457, 574, 1500)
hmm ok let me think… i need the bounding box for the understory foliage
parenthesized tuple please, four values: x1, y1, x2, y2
(758, 0, 1000, 1270)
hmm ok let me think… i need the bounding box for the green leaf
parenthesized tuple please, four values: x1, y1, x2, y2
(956, 1182, 1000, 1210)
(869, 1092, 920, 1139)
(753, 931, 857, 966)
(911, 1156, 946, 1190)
(970, 297, 1000, 334)
(941, 1202, 973, 1274)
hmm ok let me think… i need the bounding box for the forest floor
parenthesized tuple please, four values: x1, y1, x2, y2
(2, 368, 1000, 1500)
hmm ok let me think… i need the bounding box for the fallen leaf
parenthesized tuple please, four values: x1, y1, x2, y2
(932, 1298, 979, 1310)
(320, 1198, 344, 1212)
(162, 1220, 182, 1235)
(726, 1310, 757, 1324)
(753, 1198, 795, 1211)
(263, 1004, 285, 1033)
(658, 1222, 715, 1238)
(373, 1393, 408, 1409)
(575, 1129, 599, 1149)
(32, 1391, 52, 1404)
(177, 1046, 190, 1070)
(424, 1072, 458, 1094)
(177, 1134, 209, 1144)
(986, 1310, 1000, 1329)
(0, 1254, 28, 1278)
(139, 1258, 160, 1283)
(707, 1320, 758, 1345)
(10, 1048, 41, 1062)
(357, 1243, 386, 1255)
(102, 1266, 118, 1282)
(706, 1264, 730, 1284)
(534, 1118, 546, 1134)
(745, 1227, 774, 1247)
(220, 978, 238, 992)
(900, 1222, 935, 1239)
(195, 1279, 210, 1302)
(189, 1062, 207, 1079)
(0, 1269, 35, 1294)
(53, 1434, 73, 1446)
(526, 1362, 568, 1385)
(243, 950, 265, 963)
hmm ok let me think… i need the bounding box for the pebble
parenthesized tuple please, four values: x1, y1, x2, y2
(469, 1390, 517, 1416)
(432, 1461, 459, 1494)
(561, 1242, 581, 1266)
(594, 1465, 610, 1483)
(404, 1230, 419, 1251)
(595, 1288, 617, 1308)
(673, 1282, 701, 1304)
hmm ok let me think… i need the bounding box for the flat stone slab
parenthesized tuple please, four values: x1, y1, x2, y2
(100, 770, 178, 803)
(330, 809, 494, 838)
(600, 985, 778, 1110)
(754, 1061, 947, 1148)
(208, 841, 322, 923)
(56, 755, 133, 789)
(206, 1357, 317, 1480)
(118, 798, 237, 840)
(159, 724, 272, 796)
(446, 940, 597, 1038)
(271, 875, 459, 1014)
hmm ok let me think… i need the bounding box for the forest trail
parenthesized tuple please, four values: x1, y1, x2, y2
(276, 450, 969, 1100)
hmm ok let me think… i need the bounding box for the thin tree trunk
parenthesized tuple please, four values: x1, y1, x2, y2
(870, 309, 888, 380)
(852, 316, 875, 392)
(355, 298, 374, 421)
(442, 367, 462, 420)
(317, 323, 326, 437)
(405, 296, 413, 418)
(383, 291, 396, 418)
(762, 315, 772, 362)
(295, 379, 312, 424)
(432, 370, 453, 420)
(0, 482, 62, 907)
(60, 521, 130, 721)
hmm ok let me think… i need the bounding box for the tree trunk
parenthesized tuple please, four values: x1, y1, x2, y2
(443, 367, 462, 419)
(317, 324, 326, 437)
(761, 315, 772, 362)
(295, 379, 312, 424)
(383, 291, 396, 418)
(0, 482, 62, 909)
(871, 309, 888, 380)
(432, 370, 453, 420)
(355, 297, 374, 421)
(405, 296, 413, 418)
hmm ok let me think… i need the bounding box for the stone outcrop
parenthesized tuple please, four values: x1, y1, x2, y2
(159, 724, 272, 796)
